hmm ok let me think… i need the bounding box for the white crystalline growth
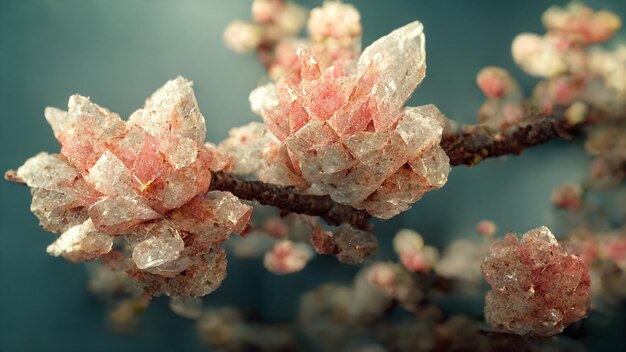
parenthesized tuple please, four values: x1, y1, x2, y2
(128, 76, 207, 145)
(218, 122, 279, 175)
(245, 21, 450, 219)
(132, 226, 185, 270)
(357, 21, 426, 112)
(47, 219, 114, 262)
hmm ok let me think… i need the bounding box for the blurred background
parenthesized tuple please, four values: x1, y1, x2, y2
(1, 1, 625, 351)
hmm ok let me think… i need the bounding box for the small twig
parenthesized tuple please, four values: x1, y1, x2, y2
(4, 170, 24, 184)
(209, 171, 373, 231)
(442, 112, 586, 167)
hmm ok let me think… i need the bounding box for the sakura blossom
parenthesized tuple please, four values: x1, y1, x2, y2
(14, 77, 252, 297)
(241, 20, 449, 219)
(481, 226, 591, 337)
(7, 0, 626, 348)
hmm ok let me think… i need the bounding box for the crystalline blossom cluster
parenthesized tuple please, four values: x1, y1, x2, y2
(16, 77, 252, 297)
(481, 226, 591, 337)
(237, 21, 449, 219)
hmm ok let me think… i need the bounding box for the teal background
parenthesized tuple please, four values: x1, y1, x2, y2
(1, 1, 625, 351)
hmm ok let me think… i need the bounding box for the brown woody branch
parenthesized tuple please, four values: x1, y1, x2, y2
(210, 113, 590, 228)
(4, 113, 591, 230)
(209, 171, 373, 231)
(443, 112, 587, 167)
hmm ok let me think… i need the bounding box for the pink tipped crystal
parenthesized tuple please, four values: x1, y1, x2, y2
(243, 21, 450, 219)
(481, 226, 591, 337)
(14, 77, 251, 297)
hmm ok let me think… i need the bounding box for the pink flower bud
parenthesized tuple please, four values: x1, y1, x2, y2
(476, 220, 497, 238)
(542, 3, 622, 44)
(252, 0, 285, 24)
(400, 246, 439, 273)
(223, 20, 263, 53)
(392, 229, 424, 255)
(476, 67, 508, 98)
(551, 183, 583, 210)
(263, 240, 313, 275)
(307, 1, 362, 42)
(367, 262, 397, 289)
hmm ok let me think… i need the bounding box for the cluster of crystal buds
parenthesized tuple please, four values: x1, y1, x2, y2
(233, 21, 449, 219)
(512, 3, 623, 112)
(15, 77, 252, 297)
(481, 226, 591, 337)
(223, 0, 307, 55)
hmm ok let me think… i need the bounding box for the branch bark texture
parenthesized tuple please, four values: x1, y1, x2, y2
(5, 113, 591, 230)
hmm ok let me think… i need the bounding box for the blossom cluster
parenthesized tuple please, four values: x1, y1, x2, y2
(477, 2, 624, 129)
(224, 0, 362, 81)
(16, 77, 252, 297)
(481, 226, 591, 337)
(222, 20, 450, 219)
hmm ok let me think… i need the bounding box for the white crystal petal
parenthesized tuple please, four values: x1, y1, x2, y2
(86, 150, 134, 196)
(249, 83, 279, 116)
(358, 21, 426, 108)
(132, 227, 185, 269)
(46, 219, 113, 262)
(128, 76, 206, 144)
(44, 107, 69, 138)
(16, 152, 79, 189)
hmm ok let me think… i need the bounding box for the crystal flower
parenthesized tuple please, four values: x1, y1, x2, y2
(14, 77, 252, 297)
(481, 226, 591, 337)
(245, 21, 450, 219)
(542, 3, 622, 44)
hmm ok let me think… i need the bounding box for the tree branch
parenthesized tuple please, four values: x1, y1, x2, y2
(209, 171, 373, 231)
(4, 112, 593, 230)
(442, 112, 587, 167)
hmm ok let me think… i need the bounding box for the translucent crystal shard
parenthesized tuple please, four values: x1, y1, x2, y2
(132, 225, 185, 270)
(396, 105, 445, 160)
(246, 21, 450, 218)
(128, 76, 206, 145)
(47, 219, 113, 262)
(357, 21, 426, 117)
(58, 95, 125, 171)
(134, 247, 228, 297)
(88, 196, 161, 235)
(218, 122, 278, 175)
(17, 152, 98, 232)
(86, 151, 135, 196)
(17, 152, 80, 190)
(481, 226, 591, 337)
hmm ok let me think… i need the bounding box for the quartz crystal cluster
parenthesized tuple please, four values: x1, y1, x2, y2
(481, 226, 591, 337)
(14, 77, 252, 297)
(236, 21, 449, 219)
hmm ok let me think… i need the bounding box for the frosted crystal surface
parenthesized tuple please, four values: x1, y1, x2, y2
(14, 77, 249, 297)
(481, 226, 591, 337)
(245, 21, 450, 218)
